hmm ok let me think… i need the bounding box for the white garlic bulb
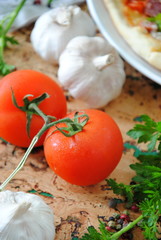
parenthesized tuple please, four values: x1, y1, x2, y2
(30, 5, 96, 62)
(0, 190, 55, 240)
(58, 36, 126, 108)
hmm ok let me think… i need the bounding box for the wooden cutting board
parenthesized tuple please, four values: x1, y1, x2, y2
(1, 24, 161, 240)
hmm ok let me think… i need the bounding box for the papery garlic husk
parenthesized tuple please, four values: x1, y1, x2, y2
(30, 5, 96, 62)
(0, 190, 55, 240)
(58, 36, 126, 108)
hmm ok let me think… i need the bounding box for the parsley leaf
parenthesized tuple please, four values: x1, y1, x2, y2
(127, 114, 161, 151)
(106, 178, 134, 206)
(139, 193, 161, 240)
(80, 221, 112, 240)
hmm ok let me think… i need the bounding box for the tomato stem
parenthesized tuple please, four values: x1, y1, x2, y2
(11, 91, 55, 137)
(0, 104, 89, 191)
(29, 102, 54, 124)
(0, 135, 39, 191)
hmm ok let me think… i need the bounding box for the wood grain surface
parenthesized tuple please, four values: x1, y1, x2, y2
(1, 23, 161, 240)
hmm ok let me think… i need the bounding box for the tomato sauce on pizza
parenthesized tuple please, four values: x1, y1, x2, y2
(125, 0, 146, 13)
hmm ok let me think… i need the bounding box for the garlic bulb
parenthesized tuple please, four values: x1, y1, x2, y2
(30, 5, 96, 62)
(58, 36, 126, 108)
(0, 190, 55, 240)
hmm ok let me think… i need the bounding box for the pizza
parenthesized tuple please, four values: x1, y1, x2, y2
(104, 0, 161, 70)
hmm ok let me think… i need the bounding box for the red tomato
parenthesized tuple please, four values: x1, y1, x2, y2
(0, 69, 67, 147)
(125, 0, 146, 13)
(44, 109, 123, 186)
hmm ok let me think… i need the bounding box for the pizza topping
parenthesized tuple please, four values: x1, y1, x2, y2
(140, 20, 158, 32)
(125, 0, 161, 17)
(148, 13, 161, 30)
(125, 0, 161, 35)
(125, 0, 146, 13)
(144, 0, 161, 17)
(151, 30, 161, 40)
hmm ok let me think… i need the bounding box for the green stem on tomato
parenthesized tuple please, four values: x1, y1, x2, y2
(110, 214, 143, 240)
(29, 102, 49, 123)
(0, 135, 39, 191)
(0, 103, 89, 191)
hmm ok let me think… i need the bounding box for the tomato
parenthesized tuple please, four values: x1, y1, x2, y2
(0, 69, 67, 147)
(125, 0, 146, 13)
(44, 109, 123, 186)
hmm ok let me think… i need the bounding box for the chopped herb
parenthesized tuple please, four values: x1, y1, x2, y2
(28, 189, 54, 198)
(148, 13, 161, 31)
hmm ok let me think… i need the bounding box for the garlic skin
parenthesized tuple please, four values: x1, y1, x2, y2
(58, 36, 126, 108)
(0, 191, 55, 240)
(30, 5, 96, 62)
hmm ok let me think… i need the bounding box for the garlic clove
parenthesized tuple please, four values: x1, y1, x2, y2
(30, 5, 96, 62)
(58, 36, 125, 108)
(0, 190, 55, 240)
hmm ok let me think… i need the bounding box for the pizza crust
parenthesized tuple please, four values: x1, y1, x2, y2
(104, 0, 161, 70)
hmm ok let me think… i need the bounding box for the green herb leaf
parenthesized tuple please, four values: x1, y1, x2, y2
(5, 36, 19, 47)
(127, 115, 161, 151)
(0, 60, 15, 76)
(28, 189, 54, 198)
(106, 179, 134, 205)
(139, 193, 161, 240)
(148, 13, 161, 31)
(80, 221, 112, 240)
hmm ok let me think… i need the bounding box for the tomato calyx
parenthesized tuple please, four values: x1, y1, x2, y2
(11, 90, 56, 137)
(51, 111, 89, 137)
